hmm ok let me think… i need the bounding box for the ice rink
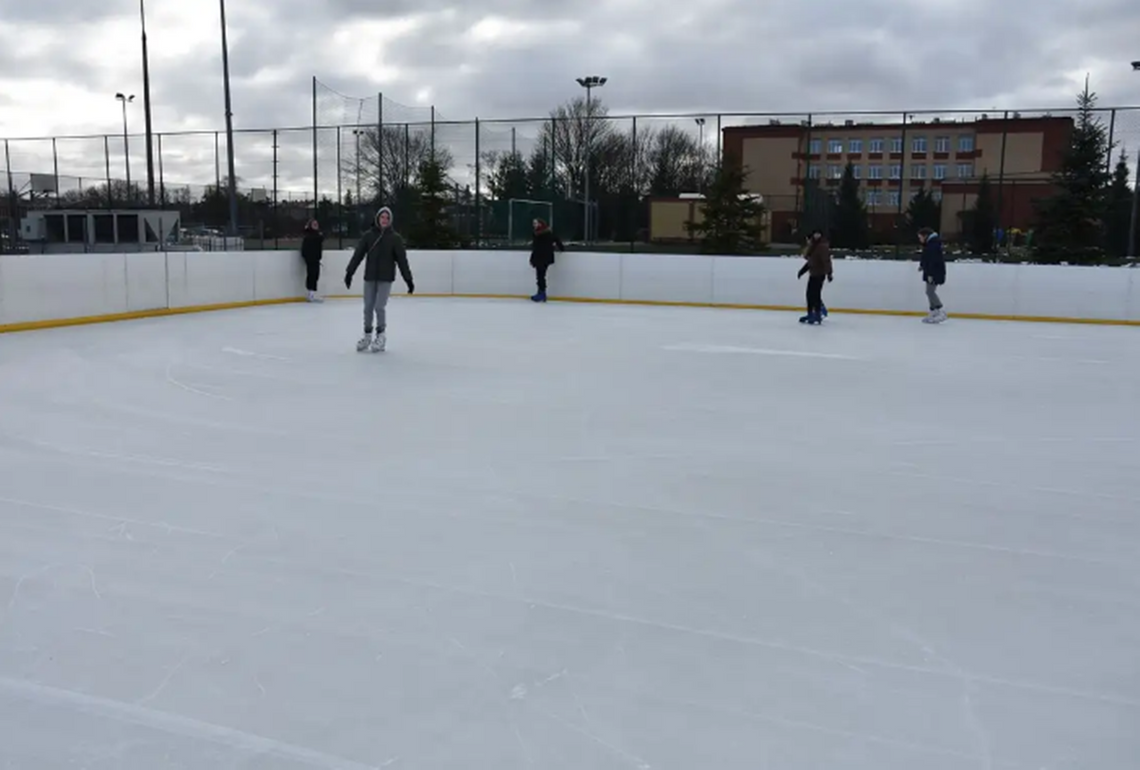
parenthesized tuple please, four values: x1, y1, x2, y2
(1, 296, 1138, 769)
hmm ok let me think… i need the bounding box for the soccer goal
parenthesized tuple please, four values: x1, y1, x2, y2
(507, 199, 554, 244)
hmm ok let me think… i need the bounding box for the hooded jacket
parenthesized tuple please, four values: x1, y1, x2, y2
(346, 207, 413, 286)
(529, 223, 564, 268)
(798, 237, 833, 278)
(920, 232, 946, 285)
(300, 225, 323, 261)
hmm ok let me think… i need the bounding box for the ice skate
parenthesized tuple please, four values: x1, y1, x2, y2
(531, 290, 547, 303)
(356, 333, 373, 352)
(932, 308, 947, 323)
(922, 310, 937, 323)
(820, 303, 828, 317)
(369, 332, 386, 352)
(799, 312, 821, 325)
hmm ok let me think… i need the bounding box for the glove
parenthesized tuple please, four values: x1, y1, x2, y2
(827, 274, 833, 283)
(344, 274, 352, 289)
(406, 282, 415, 295)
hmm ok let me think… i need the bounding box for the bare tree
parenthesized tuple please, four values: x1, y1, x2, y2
(341, 125, 455, 201)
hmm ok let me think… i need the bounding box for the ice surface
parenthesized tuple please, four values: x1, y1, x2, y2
(1, 297, 1138, 769)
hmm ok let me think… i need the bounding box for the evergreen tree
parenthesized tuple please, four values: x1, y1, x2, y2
(904, 188, 942, 237)
(831, 164, 869, 248)
(968, 173, 998, 255)
(685, 163, 765, 254)
(1106, 150, 1133, 258)
(1032, 81, 1113, 263)
(407, 152, 458, 248)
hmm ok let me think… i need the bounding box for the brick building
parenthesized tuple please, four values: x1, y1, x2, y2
(722, 115, 1073, 243)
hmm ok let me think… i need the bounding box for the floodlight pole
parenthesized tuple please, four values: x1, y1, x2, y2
(576, 75, 606, 243)
(219, 0, 238, 237)
(140, 0, 156, 205)
(1129, 61, 1140, 257)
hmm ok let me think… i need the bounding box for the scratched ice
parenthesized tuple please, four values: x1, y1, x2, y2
(1, 297, 1138, 769)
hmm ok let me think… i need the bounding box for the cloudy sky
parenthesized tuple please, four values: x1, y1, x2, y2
(1, 0, 1138, 196)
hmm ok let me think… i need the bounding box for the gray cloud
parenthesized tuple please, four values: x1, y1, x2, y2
(1, 0, 1138, 196)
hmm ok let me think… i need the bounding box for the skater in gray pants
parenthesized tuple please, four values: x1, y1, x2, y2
(345, 207, 414, 352)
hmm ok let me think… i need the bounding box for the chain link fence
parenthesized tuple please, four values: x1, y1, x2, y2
(3, 98, 1138, 256)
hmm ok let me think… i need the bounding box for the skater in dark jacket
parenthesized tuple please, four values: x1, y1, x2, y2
(797, 229, 833, 324)
(918, 227, 946, 323)
(344, 207, 414, 352)
(528, 218, 564, 302)
(300, 219, 324, 302)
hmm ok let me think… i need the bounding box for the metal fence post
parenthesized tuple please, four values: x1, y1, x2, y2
(474, 118, 481, 246)
(311, 75, 318, 216)
(996, 111, 1009, 258)
(336, 125, 343, 250)
(377, 92, 384, 204)
(716, 114, 721, 162)
(214, 131, 221, 193)
(157, 133, 165, 206)
(4, 140, 15, 247)
(403, 123, 410, 188)
(430, 106, 436, 155)
(272, 129, 279, 249)
(894, 112, 909, 257)
(630, 115, 637, 251)
(51, 138, 60, 208)
(1106, 108, 1116, 175)
(104, 135, 113, 208)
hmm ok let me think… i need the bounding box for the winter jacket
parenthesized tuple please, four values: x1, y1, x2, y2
(798, 239, 833, 278)
(346, 209, 413, 287)
(920, 233, 946, 285)
(300, 230, 323, 261)
(529, 227, 565, 268)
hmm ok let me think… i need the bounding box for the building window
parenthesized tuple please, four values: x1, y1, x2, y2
(887, 191, 900, 207)
(889, 164, 902, 180)
(848, 139, 862, 154)
(890, 137, 903, 153)
(869, 138, 884, 153)
(808, 138, 821, 154)
(828, 139, 843, 154)
(852, 165, 862, 179)
(958, 135, 974, 152)
(866, 189, 881, 206)
(957, 163, 973, 178)
(932, 190, 943, 203)
(828, 165, 843, 179)
(911, 165, 927, 179)
(934, 136, 950, 153)
(807, 165, 821, 179)
(868, 165, 883, 180)
(933, 164, 947, 180)
(912, 137, 927, 153)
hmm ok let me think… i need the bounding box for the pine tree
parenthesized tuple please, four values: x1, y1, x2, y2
(407, 151, 458, 248)
(831, 164, 869, 248)
(968, 173, 998, 254)
(1106, 151, 1133, 258)
(685, 163, 765, 254)
(904, 188, 942, 237)
(1032, 80, 1113, 264)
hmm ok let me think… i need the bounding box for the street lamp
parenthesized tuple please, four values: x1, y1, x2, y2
(1129, 62, 1140, 257)
(219, 0, 238, 237)
(576, 75, 606, 243)
(139, 0, 156, 206)
(115, 93, 134, 198)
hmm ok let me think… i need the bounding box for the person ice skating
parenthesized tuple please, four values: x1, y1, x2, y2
(300, 219, 324, 302)
(797, 228, 833, 324)
(528, 218, 564, 302)
(918, 227, 946, 323)
(344, 207, 414, 352)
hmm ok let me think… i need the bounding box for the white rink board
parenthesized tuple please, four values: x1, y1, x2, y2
(1, 249, 1138, 328)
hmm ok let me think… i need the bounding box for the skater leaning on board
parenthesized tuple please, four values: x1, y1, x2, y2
(528, 218, 564, 303)
(344, 207, 415, 352)
(300, 219, 324, 302)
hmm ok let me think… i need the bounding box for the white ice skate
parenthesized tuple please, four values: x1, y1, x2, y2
(356, 334, 372, 352)
(307, 291, 324, 303)
(369, 332, 386, 352)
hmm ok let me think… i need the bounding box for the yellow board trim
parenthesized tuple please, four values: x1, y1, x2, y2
(327, 293, 1140, 326)
(0, 297, 305, 334)
(2, 292, 1137, 334)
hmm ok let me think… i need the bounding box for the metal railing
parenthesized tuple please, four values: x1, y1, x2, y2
(4, 101, 1138, 256)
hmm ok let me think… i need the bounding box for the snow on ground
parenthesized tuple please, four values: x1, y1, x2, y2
(1, 297, 1138, 769)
